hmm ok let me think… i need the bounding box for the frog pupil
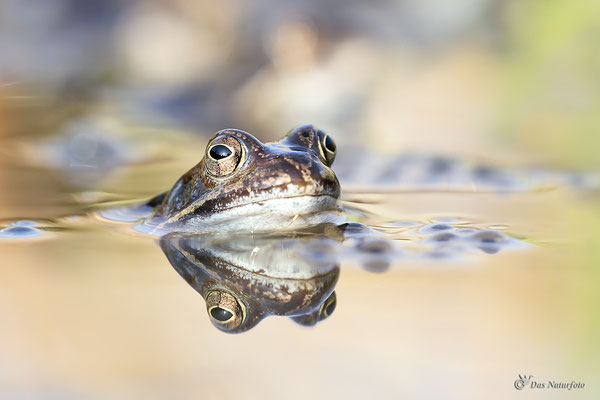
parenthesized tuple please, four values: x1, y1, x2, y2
(211, 307, 233, 322)
(209, 145, 232, 160)
(324, 135, 335, 153)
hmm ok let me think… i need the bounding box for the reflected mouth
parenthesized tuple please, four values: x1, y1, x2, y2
(172, 239, 340, 283)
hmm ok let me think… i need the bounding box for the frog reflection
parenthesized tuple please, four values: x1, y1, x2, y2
(160, 230, 342, 333)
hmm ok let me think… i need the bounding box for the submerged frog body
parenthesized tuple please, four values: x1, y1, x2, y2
(144, 125, 340, 233)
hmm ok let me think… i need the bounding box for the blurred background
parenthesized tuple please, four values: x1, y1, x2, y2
(1, 0, 598, 164)
(1, 1, 599, 399)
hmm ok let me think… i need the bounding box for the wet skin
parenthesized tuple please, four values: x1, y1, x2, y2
(145, 125, 340, 233)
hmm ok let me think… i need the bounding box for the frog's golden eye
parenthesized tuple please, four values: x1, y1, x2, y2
(206, 290, 246, 330)
(205, 136, 244, 178)
(317, 129, 336, 166)
(318, 291, 336, 321)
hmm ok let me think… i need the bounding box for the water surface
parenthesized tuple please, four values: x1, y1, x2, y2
(1, 129, 598, 399)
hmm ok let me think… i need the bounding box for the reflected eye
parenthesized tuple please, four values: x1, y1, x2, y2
(204, 136, 244, 178)
(317, 130, 336, 166)
(206, 290, 246, 331)
(318, 291, 337, 321)
(209, 144, 232, 160)
(324, 135, 336, 153)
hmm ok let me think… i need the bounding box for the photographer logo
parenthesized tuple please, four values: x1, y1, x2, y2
(514, 374, 585, 391)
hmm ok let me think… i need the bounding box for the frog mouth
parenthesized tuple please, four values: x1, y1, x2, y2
(188, 192, 340, 220)
(151, 192, 340, 233)
(143, 178, 341, 233)
(168, 182, 340, 219)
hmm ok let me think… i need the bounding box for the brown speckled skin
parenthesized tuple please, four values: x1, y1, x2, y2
(148, 125, 340, 227)
(160, 232, 339, 333)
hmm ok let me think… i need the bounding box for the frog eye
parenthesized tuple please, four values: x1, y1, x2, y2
(206, 290, 246, 331)
(289, 291, 337, 327)
(317, 130, 336, 166)
(205, 136, 244, 178)
(318, 291, 336, 321)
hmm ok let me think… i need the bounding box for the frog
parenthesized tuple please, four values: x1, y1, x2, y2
(142, 124, 342, 234)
